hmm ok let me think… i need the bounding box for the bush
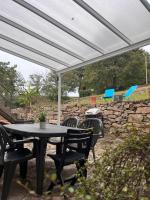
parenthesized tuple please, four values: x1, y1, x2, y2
(71, 133, 150, 200)
(80, 89, 91, 97)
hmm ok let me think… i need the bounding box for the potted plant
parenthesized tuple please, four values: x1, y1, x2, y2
(38, 112, 46, 129)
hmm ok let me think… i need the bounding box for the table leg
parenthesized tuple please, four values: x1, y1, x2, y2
(36, 138, 47, 195)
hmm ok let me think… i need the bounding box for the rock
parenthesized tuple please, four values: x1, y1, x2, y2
(146, 114, 150, 119)
(136, 106, 150, 113)
(128, 114, 143, 123)
(108, 114, 116, 119)
(114, 111, 121, 116)
(115, 117, 122, 122)
(104, 110, 114, 115)
(112, 123, 121, 128)
(124, 104, 130, 109)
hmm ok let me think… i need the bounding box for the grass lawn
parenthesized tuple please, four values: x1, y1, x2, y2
(66, 85, 150, 106)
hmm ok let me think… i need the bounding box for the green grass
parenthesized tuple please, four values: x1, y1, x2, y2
(65, 86, 149, 106)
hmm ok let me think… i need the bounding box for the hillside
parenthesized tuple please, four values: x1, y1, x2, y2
(66, 84, 150, 107)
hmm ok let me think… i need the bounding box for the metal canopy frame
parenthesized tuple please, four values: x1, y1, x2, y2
(1, 0, 150, 124)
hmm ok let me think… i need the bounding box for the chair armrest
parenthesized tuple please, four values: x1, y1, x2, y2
(13, 137, 38, 145)
(48, 137, 62, 145)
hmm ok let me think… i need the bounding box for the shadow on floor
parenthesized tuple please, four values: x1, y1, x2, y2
(0, 158, 76, 200)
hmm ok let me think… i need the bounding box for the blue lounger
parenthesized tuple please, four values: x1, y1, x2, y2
(124, 85, 138, 98)
(103, 88, 115, 99)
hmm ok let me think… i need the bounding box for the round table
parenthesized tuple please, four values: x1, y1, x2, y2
(4, 123, 75, 195)
(5, 123, 69, 137)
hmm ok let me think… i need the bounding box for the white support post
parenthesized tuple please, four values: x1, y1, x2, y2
(144, 53, 148, 85)
(57, 73, 61, 125)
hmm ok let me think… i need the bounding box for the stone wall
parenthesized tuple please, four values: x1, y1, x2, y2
(11, 100, 150, 134)
(62, 100, 150, 134)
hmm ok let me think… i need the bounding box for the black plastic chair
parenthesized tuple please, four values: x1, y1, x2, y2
(47, 128, 93, 190)
(78, 118, 104, 162)
(61, 117, 79, 127)
(0, 125, 37, 200)
(48, 117, 79, 154)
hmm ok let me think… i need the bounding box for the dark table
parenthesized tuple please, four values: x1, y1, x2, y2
(4, 123, 71, 195)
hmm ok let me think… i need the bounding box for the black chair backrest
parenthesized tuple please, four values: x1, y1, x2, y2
(62, 117, 79, 128)
(78, 118, 103, 147)
(0, 125, 13, 164)
(62, 129, 93, 161)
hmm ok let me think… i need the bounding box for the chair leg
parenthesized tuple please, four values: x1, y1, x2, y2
(0, 165, 3, 178)
(1, 163, 16, 200)
(70, 160, 87, 186)
(70, 175, 78, 186)
(56, 143, 62, 155)
(92, 147, 96, 163)
(47, 165, 64, 192)
(56, 164, 64, 186)
(47, 181, 55, 192)
(19, 161, 28, 179)
(78, 160, 87, 178)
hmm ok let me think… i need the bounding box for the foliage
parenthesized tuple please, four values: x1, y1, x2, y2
(1, 49, 150, 103)
(17, 86, 38, 108)
(38, 112, 46, 122)
(63, 68, 85, 94)
(81, 50, 150, 95)
(0, 62, 25, 107)
(42, 72, 58, 101)
(70, 132, 150, 200)
(42, 72, 72, 101)
(29, 73, 44, 94)
(79, 89, 92, 97)
(62, 49, 150, 97)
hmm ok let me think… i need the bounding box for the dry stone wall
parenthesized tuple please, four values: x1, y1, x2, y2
(11, 100, 150, 134)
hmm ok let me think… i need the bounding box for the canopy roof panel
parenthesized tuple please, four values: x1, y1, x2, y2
(0, 0, 150, 73)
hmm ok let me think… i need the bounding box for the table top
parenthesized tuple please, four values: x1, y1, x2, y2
(4, 123, 71, 137)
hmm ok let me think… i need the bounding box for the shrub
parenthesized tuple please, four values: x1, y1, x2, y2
(80, 89, 91, 97)
(71, 132, 150, 200)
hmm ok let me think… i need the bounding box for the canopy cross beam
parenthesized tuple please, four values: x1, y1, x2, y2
(0, 15, 85, 62)
(73, 0, 132, 45)
(13, 0, 105, 54)
(140, 0, 150, 12)
(0, 34, 70, 68)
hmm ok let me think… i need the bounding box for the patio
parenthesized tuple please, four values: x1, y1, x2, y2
(0, 133, 122, 200)
(1, 0, 150, 125)
(0, 0, 150, 199)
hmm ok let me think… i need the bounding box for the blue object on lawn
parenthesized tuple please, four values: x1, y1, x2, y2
(124, 85, 138, 98)
(103, 88, 115, 98)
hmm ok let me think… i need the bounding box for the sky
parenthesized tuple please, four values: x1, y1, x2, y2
(0, 50, 50, 81)
(0, 45, 150, 97)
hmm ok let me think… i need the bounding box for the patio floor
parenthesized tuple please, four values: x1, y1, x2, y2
(0, 134, 124, 200)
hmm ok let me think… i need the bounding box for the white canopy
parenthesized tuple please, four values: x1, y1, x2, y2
(0, 0, 150, 74)
(1, 0, 150, 124)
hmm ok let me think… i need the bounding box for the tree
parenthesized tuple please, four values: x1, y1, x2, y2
(42, 72, 58, 101)
(29, 73, 44, 94)
(41, 71, 78, 101)
(76, 49, 150, 96)
(0, 62, 25, 107)
(63, 68, 85, 93)
(40, 49, 150, 99)
(17, 86, 38, 111)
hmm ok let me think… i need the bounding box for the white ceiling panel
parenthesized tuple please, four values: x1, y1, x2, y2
(0, 0, 150, 73)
